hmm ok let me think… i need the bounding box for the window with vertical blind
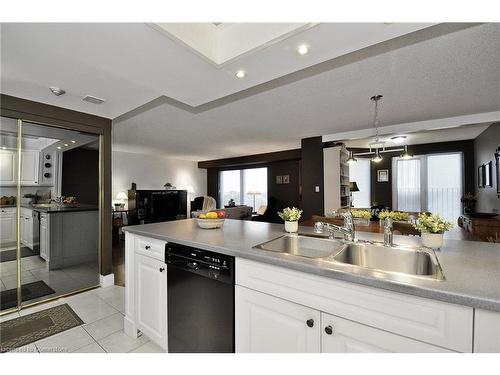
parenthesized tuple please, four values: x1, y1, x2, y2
(392, 153, 463, 221)
(219, 168, 268, 211)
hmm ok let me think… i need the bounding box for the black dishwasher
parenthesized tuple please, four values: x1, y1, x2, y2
(165, 242, 234, 353)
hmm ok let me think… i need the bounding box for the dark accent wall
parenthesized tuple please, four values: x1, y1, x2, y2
(202, 150, 302, 223)
(301, 137, 324, 220)
(474, 123, 500, 212)
(1, 94, 113, 276)
(349, 140, 475, 209)
(62, 148, 99, 205)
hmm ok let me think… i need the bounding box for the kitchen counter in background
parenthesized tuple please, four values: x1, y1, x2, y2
(123, 218, 500, 312)
(0, 204, 98, 213)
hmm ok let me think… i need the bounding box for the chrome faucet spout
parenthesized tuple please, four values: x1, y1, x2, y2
(314, 211, 356, 241)
(383, 217, 394, 247)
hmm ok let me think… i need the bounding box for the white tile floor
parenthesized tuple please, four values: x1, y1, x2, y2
(2, 286, 165, 353)
(0, 255, 99, 302)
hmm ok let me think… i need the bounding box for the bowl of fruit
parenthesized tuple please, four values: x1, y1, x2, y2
(196, 211, 226, 229)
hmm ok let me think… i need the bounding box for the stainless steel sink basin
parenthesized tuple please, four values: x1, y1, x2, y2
(333, 242, 445, 280)
(254, 235, 344, 258)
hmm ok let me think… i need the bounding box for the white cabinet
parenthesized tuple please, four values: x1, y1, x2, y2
(0, 150, 16, 185)
(236, 258, 473, 352)
(39, 213, 49, 260)
(20, 151, 40, 185)
(0, 207, 16, 246)
(0, 149, 40, 186)
(321, 312, 452, 353)
(474, 309, 500, 353)
(235, 286, 320, 353)
(20, 208, 34, 249)
(135, 253, 168, 349)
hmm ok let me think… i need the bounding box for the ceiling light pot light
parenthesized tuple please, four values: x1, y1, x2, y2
(235, 70, 247, 79)
(400, 145, 413, 159)
(49, 86, 66, 96)
(346, 151, 357, 164)
(371, 148, 383, 163)
(71, 140, 76, 143)
(296, 44, 310, 55)
(391, 136, 407, 144)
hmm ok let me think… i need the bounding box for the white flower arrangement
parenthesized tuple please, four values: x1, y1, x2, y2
(378, 210, 409, 221)
(278, 207, 302, 222)
(350, 209, 372, 219)
(413, 213, 453, 234)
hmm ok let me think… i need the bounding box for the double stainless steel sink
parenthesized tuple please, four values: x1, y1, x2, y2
(254, 234, 445, 281)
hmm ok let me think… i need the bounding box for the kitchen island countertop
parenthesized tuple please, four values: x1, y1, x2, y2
(123, 218, 500, 312)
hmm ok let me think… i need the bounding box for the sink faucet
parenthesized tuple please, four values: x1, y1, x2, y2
(383, 217, 394, 247)
(314, 211, 356, 241)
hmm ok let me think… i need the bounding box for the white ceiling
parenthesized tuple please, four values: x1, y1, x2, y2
(2, 23, 500, 161)
(1, 22, 433, 117)
(342, 123, 492, 148)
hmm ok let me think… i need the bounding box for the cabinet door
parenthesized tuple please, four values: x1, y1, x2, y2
(20, 151, 39, 185)
(0, 212, 16, 244)
(474, 309, 500, 353)
(0, 150, 16, 184)
(321, 312, 453, 353)
(39, 215, 48, 260)
(135, 254, 167, 349)
(235, 286, 320, 353)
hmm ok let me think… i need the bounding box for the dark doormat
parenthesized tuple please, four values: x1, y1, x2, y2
(0, 247, 39, 262)
(0, 303, 83, 352)
(0, 281, 55, 311)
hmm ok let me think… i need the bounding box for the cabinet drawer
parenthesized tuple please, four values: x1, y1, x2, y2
(0, 207, 16, 215)
(321, 312, 454, 353)
(134, 235, 166, 261)
(236, 258, 473, 352)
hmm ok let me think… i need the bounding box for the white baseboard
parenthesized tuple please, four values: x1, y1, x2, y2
(99, 273, 115, 288)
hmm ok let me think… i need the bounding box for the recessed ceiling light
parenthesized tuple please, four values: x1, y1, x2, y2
(49, 86, 66, 96)
(391, 136, 407, 144)
(296, 44, 310, 55)
(235, 70, 247, 79)
(1, 146, 6, 150)
(64, 143, 69, 147)
(71, 140, 76, 144)
(83, 95, 105, 104)
(57, 146, 62, 150)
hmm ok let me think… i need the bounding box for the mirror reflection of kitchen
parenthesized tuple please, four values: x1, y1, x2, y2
(0, 117, 100, 311)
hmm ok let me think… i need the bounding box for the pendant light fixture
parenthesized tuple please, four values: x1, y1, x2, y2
(346, 150, 357, 164)
(400, 145, 413, 159)
(371, 148, 383, 163)
(370, 95, 383, 163)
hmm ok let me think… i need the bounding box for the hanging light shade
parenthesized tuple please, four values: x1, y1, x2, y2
(371, 148, 383, 163)
(346, 150, 357, 164)
(400, 145, 413, 160)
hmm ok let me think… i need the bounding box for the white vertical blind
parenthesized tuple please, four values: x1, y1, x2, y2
(396, 158, 421, 212)
(427, 153, 462, 221)
(349, 158, 371, 208)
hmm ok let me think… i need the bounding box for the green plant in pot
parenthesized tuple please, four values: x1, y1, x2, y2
(278, 207, 302, 233)
(413, 213, 453, 249)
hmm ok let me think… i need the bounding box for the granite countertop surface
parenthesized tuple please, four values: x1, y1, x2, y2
(123, 218, 500, 312)
(23, 204, 98, 213)
(1, 204, 98, 212)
